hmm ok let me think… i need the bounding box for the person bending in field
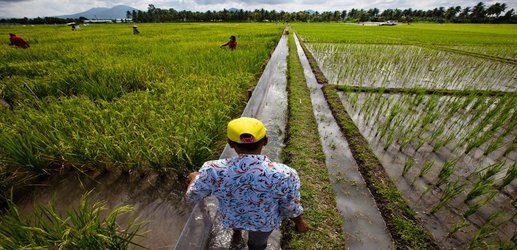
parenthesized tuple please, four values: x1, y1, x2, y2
(220, 35, 237, 49)
(186, 117, 309, 250)
(132, 25, 140, 35)
(9, 33, 29, 48)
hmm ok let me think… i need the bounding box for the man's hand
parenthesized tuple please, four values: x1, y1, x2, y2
(291, 215, 309, 233)
(188, 172, 199, 187)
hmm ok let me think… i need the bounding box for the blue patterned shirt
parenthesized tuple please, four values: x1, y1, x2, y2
(186, 154, 303, 232)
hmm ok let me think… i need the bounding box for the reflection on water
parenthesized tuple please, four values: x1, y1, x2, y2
(17, 169, 191, 249)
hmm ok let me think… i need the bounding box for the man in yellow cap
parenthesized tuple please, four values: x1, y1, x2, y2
(186, 117, 308, 250)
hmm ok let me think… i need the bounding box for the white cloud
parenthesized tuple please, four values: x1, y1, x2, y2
(1, 0, 516, 18)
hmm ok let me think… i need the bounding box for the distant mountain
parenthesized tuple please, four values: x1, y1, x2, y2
(57, 5, 138, 19)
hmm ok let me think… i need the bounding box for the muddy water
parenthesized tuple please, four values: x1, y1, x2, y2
(339, 92, 517, 248)
(294, 33, 394, 249)
(18, 169, 191, 249)
(176, 32, 289, 250)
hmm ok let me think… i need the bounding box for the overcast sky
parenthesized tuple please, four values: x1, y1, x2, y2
(1, 0, 516, 18)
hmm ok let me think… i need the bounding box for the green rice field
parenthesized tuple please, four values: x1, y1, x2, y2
(0, 23, 283, 200)
(293, 23, 516, 248)
(1, 22, 516, 249)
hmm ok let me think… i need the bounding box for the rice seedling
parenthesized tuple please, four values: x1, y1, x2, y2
(497, 162, 517, 190)
(465, 162, 504, 203)
(467, 212, 502, 249)
(435, 159, 458, 187)
(419, 161, 435, 178)
(402, 157, 415, 176)
(446, 219, 470, 238)
(464, 193, 496, 218)
(430, 178, 464, 214)
(296, 22, 517, 249)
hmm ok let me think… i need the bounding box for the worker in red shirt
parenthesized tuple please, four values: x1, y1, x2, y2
(9, 33, 30, 48)
(220, 35, 237, 50)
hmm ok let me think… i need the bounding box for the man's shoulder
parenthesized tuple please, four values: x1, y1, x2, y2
(268, 161, 298, 175)
(201, 158, 230, 169)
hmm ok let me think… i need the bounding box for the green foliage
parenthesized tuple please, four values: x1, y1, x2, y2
(436, 159, 457, 187)
(430, 178, 464, 214)
(0, 24, 283, 175)
(467, 212, 502, 249)
(402, 157, 414, 176)
(0, 192, 144, 249)
(498, 162, 517, 190)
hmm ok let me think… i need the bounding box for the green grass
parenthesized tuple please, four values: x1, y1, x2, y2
(281, 31, 345, 249)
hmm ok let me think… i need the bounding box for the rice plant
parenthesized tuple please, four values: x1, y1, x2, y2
(498, 162, 517, 190)
(430, 178, 464, 214)
(467, 212, 502, 249)
(464, 192, 496, 218)
(465, 162, 504, 202)
(0, 23, 283, 177)
(436, 159, 458, 187)
(402, 157, 415, 176)
(0, 191, 145, 249)
(446, 219, 470, 238)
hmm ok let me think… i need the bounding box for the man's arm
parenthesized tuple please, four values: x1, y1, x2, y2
(185, 166, 212, 203)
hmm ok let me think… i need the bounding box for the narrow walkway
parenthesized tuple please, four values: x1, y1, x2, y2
(294, 33, 394, 250)
(175, 32, 289, 250)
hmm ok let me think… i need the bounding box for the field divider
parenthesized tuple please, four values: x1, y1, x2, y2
(333, 85, 517, 97)
(296, 33, 441, 249)
(417, 45, 517, 65)
(175, 31, 289, 250)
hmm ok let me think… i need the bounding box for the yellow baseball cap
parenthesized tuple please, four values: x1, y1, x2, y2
(227, 117, 267, 144)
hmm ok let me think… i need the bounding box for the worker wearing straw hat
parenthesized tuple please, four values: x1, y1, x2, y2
(132, 25, 140, 34)
(186, 117, 308, 250)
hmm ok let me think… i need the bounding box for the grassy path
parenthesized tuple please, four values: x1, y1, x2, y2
(280, 32, 345, 249)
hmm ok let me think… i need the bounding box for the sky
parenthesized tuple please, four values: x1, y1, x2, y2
(0, 0, 516, 18)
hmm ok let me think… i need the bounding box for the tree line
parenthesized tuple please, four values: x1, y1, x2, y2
(130, 2, 515, 23)
(1, 2, 515, 24)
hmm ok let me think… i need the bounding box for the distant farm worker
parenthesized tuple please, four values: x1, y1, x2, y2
(186, 117, 309, 250)
(220, 35, 237, 49)
(8, 33, 29, 48)
(132, 25, 140, 35)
